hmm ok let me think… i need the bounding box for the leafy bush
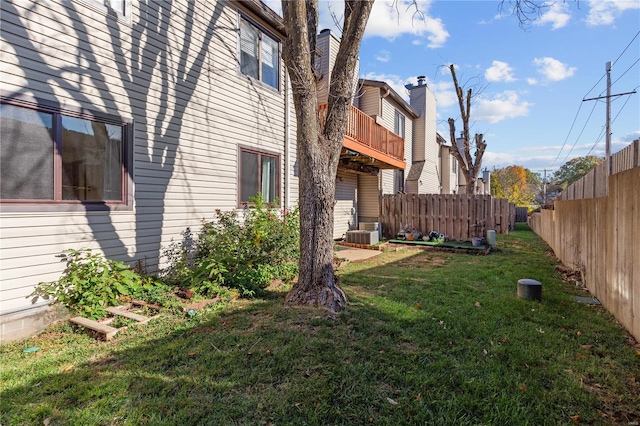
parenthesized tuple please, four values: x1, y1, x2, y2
(33, 249, 158, 319)
(162, 195, 300, 297)
(160, 227, 197, 286)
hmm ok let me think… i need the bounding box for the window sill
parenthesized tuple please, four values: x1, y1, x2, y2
(0, 202, 133, 213)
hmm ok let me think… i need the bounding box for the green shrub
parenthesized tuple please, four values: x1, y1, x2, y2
(33, 249, 158, 319)
(162, 195, 300, 297)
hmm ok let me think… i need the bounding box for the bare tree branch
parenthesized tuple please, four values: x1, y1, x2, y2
(447, 64, 487, 195)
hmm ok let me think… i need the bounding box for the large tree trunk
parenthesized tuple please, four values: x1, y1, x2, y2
(281, 0, 373, 312)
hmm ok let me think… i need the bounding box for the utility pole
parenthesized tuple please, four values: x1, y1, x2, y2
(540, 169, 553, 204)
(583, 62, 637, 175)
(605, 61, 611, 162)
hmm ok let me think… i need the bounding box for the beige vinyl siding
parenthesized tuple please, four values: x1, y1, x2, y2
(315, 32, 333, 105)
(357, 175, 379, 223)
(316, 30, 358, 106)
(380, 170, 395, 195)
(334, 171, 357, 239)
(357, 87, 380, 117)
(0, 0, 297, 314)
(407, 85, 440, 194)
(379, 96, 411, 196)
(417, 86, 440, 193)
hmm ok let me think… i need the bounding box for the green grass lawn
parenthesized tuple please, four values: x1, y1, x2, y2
(2, 224, 639, 425)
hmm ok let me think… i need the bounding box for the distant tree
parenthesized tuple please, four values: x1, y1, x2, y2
(553, 156, 603, 189)
(490, 165, 541, 206)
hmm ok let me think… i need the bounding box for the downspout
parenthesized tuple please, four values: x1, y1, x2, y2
(380, 88, 390, 116)
(284, 69, 290, 209)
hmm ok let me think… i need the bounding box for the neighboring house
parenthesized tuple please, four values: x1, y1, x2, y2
(438, 133, 460, 194)
(352, 79, 419, 227)
(404, 76, 441, 195)
(315, 29, 411, 239)
(0, 0, 297, 342)
(315, 31, 445, 239)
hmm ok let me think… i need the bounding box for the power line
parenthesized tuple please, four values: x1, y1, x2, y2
(597, 30, 640, 97)
(587, 87, 639, 156)
(551, 102, 584, 167)
(559, 100, 599, 166)
(612, 30, 640, 67)
(551, 32, 638, 168)
(586, 127, 606, 157)
(611, 57, 640, 87)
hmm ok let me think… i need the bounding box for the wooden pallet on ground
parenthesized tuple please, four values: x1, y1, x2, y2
(70, 303, 161, 340)
(70, 316, 119, 340)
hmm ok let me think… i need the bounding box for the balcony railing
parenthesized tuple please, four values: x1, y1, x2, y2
(318, 104, 405, 167)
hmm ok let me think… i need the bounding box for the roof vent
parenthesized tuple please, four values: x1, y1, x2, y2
(320, 28, 330, 34)
(417, 76, 426, 86)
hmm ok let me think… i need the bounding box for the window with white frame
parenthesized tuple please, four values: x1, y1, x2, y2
(239, 16, 280, 90)
(85, 0, 130, 20)
(451, 155, 458, 174)
(0, 100, 131, 208)
(240, 148, 279, 205)
(393, 109, 405, 139)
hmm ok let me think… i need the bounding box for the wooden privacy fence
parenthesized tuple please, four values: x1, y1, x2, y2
(557, 139, 639, 201)
(515, 207, 528, 223)
(529, 166, 639, 341)
(379, 194, 515, 241)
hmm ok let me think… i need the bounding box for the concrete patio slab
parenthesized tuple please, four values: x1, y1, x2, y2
(335, 245, 382, 262)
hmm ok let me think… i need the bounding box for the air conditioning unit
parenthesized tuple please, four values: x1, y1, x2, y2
(359, 222, 382, 240)
(345, 230, 379, 245)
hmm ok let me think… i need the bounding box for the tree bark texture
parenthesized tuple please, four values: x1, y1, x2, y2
(281, 0, 373, 312)
(447, 64, 487, 195)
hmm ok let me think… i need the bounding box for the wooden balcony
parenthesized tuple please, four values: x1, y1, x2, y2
(318, 104, 405, 170)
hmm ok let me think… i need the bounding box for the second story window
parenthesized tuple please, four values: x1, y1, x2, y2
(394, 110, 405, 139)
(239, 17, 279, 90)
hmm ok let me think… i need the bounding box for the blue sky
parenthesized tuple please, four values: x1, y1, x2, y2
(267, 0, 640, 173)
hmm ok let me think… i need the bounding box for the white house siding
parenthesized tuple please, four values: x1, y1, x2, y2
(380, 96, 412, 195)
(356, 87, 380, 118)
(334, 171, 357, 239)
(440, 146, 459, 194)
(0, 0, 296, 327)
(357, 175, 379, 223)
(315, 31, 334, 105)
(417, 86, 440, 193)
(407, 84, 439, 194)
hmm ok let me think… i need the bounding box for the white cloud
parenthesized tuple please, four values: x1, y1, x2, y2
(430, 81, 457, 108)
(483, 151, 559, 170)
(485, 61, 516, 83)
(586, 0, 640, 26)
(621, 130, 640, 143)
(375, 50, 390, 63)
(533, 57, 576, 82)
(474, 91, 532, 124)
(527, 77, 538, 86)
(363, 0, 449, 48)
(534, 2, 571, 29)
